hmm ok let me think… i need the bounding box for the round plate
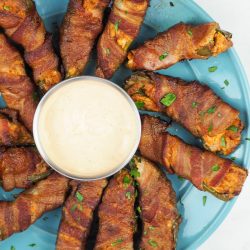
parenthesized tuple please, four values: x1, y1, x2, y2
(0, 0, 249, 249)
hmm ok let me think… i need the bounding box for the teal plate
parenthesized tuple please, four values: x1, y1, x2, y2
(0, 0, 249, 249)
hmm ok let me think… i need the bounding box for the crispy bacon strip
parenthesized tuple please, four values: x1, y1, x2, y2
(140, 116, 247, 201)
(0, 147, 51, 191)
(60, 0, 110, 78)
(133, 156, 180, 250)
(0, 0, 62, 92)
(94, 169, 135, 249)
(0, 34, 38, 130)
(96, 0, 149, 78)
(0, 109, 33, 146)
(0, 172, 69, 240)
(127, 22, 232, 71)
(56, 179, 107, 250)
(125, 72, 243, 155)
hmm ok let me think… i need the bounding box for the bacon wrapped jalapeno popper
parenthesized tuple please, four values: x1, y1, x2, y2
(56, 179, 107, 250)
(0, 172, 69, 240)
(60, 0, 110, 78)
(94, 169, 135, 249)
(0, 0, 62, 92)
(96, 0, 149, 79)
(0, 109, 33, 146)
(125, 72, 243, 155)
(140, 116, 247, 201)
(127, 22, 232, 71)
(132, 156, 181, 250)
(0, 34, 38, 131)
(0, 147, 51, 191)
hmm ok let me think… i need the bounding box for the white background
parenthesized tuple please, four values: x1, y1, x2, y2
(196, 1, 250, 249)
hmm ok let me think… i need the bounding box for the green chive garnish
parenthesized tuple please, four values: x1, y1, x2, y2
(149, 226, 155, 230)
(148, 239, 158, 247)
(221, 136, 226, 147)
(28, 243, 36, 247)
(231, 157, 236, 161)
(137, 206, 142, 213)
(76, 191, 84, 202)
(104, 48, 110, 55)
(212, 164, 220, 171)
(71, 204, 77, 213)
(208, 66, 218, 72)
(187, 29, 193, 36)
(227, 125, 238, 132)
(125, 191, 131, 199)
(208, 122, 213, 132)
(160, 93, 176, 107)
(203, 196, 207, 206)
(135, 100, 145, 109)
(159, 52, 168, 61)
(114, 20, 121, 32)
(192, 102, 198, 108)
(207, 106, 216, 114)
(178, 176, 185, 182)
(111, 239, 123, 246)
(123, 176, 131, 185)
(130, 167, 140, 178)
(224, 79, 230, 86)
(3, 5, 10, 11)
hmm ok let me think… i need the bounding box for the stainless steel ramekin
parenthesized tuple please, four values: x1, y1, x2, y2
(33, 76, 141, 181)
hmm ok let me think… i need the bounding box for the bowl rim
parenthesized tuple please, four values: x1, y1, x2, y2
(33, 75, 142, 181)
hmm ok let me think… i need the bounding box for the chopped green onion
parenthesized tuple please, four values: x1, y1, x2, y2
(160, 93, 176, 107)
(111, 238, 123, 246)
(71, 204, 77, 213)
(28, 243, 36, 247)
(208, 66, 218, 72)
(178, 176, 185, 182)
(231, 157, 236, 161)
(148, 239, 158, 247)
(207, 106, 216, 114)
(130, 167, 140, 178)
(104, 48, 110, 55)
(246, 138, 250, 141)
(208, 122, 213, 132)
(76, 191, 84, 202)
(10, 246, 15, 250)
(135, 100, 145, 109)
(149, 226, 155, 230)
(114, 20, 121, 32)
(187, 29, 193, 36)
(170, 1, 174, 7)
(203, 196, 207, 206)
(227, 125, 238, 132)
(125, 191, 131, 199)
(3, 5, 10, 11)
(137, 206, 142, 213)
(192, 102, 198, 108)
(159, 52, 168, 61)
(224, 79, 230, 86)
(123, 176, 131, 185)
(221, 136, 226, 147)
(212, 164, 220, 171)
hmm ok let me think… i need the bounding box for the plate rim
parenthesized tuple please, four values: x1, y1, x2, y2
(183, 1, 250, 249)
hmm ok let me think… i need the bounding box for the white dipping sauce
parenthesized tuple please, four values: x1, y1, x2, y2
(36, 78, 140, 179)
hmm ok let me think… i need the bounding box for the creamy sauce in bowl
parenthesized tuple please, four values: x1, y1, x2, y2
(33, 77, 141, 180)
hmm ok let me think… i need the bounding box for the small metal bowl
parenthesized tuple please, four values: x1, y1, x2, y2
(33, 76, 141, 181)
